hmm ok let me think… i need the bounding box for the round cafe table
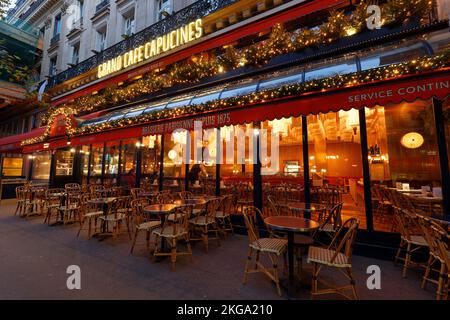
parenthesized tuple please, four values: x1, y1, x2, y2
(264, 216, 319, 299)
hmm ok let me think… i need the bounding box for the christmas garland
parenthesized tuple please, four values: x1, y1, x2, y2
(75, 50, 450, 136)
(40, 0, 434, 124)
(23, 48, 450, 146)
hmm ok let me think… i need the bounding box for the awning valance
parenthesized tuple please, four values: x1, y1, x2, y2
(0, 128, 45, 153)
(139, 71, 450, 135)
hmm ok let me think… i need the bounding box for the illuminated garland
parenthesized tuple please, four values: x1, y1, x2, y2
(22, 107, 78, 145)
(74, 50, 450, 136)
(41, 0, 434, 124)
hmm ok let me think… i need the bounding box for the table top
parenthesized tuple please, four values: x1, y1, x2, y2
(174, 198, 207, 206)
(287, 202, 326, 212)
(87, 197, 117, 204)
(265, 216, 320, 233)
(143, 204, 179, 214)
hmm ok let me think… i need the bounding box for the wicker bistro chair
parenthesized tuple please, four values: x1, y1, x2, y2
(43, 188, 65, 224)
(152, 205, 193, 271)
(215, 195, 234, 236)
(77, 199, 104, 239)
(434, 226, 450, 300)
(156, 192, 174, 204)
(307, 218, 359, 300)
(98, 198, 131, 239)
(393, 208, 429, 278)
(130, 198, 161, 254)
(189, 198, 221, 252)
(417, 215, 449, 300)
(130, 188, 142, 200)
(58, 193, 82, 225)
(314, 202, 343, 245)
(242, 206, 288, 296)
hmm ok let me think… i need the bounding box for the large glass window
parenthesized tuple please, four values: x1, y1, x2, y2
(307, 109, 365, 228)
(120, 139, 138, 189)
(219, 123, 255, 212)
(80, 146, 90, 185)
(163, 131, 186, 192)
(261, 117, 305, 205)
(89, 143, 104, 184)
(55, 148, 75, 176)
(104, 141, 120, 186)
(2, 157, 23, 177)
(141, 135, 162, 191)
(366, 101, 443, 230)
(31, 152, 51, 180)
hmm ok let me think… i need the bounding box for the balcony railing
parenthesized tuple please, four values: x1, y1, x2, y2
(50, 33, 60, 47)
(95, 0, 110, 14)
(47, 0, 239, 89)
(16, 0, 45, 23)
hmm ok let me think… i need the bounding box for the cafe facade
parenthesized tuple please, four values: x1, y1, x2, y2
(1, 0, 449, 249)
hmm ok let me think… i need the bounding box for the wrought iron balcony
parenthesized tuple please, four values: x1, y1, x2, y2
(47, 0, 238, 89)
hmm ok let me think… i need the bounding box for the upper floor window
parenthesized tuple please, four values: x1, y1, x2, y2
(78, 0, 84, 18)
(123, 11, 135, 37)
(72, 43, 80, 65)
(49, 56, 57, 76)
(96, 27, 107, 51)
(53, 14, 61, 36)
(156, 0, 171, 22)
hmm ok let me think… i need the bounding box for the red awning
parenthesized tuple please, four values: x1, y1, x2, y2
(0, 128, 46, 153)
(52, 0, 346, 106)
(20, 70, 450, 150)
(139, 70, 450, 134)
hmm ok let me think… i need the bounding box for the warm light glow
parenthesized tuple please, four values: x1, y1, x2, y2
(269, 118, 292, 137)
(401, 132, 424, 149)
(345, 26, 357, 36)
(168, 149, 177, 160)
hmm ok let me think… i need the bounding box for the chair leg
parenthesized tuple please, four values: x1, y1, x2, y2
(243, 247, 253, 284)
(170, 239, 177, 272)
(402, 243, 412, 278)
(271, 255, 281, 297)
(130, 228, 140, 254)
(347, 267, 359, 300)
(422, 255, 434, 289)
(311, 263, 318, 298)
(437, 262, 446, 300)
(146, 230, 150, 250)
(202, 226, 209, 253)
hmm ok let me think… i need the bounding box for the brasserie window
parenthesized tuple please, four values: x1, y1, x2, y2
(307, 109, 365, 229)
(55, 148, 75, 176)
(365, 100, 443, 230)
(261, 117, 305, 204)
(120, 139, 138, 188)
(89, 143, 104, 183)
(31, 152, 51, 180)
(141, 135, 162, 190)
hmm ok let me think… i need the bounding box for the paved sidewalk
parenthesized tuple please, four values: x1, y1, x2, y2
(0, 200, 436, 300)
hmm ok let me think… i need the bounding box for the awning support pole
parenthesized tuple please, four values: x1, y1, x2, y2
(359, 108, 374, 232)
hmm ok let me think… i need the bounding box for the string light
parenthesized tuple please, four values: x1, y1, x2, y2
(25, 0, 436, 146)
